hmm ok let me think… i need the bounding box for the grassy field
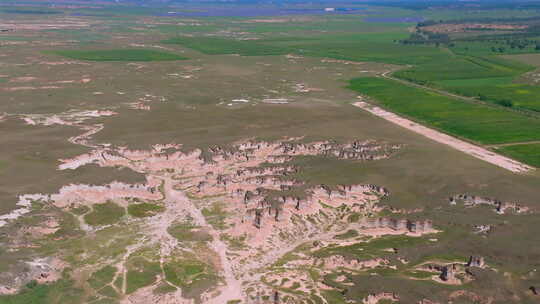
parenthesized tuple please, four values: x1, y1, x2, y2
(126, 256, 161, 294)
(394, 54, 540, 112)
(49, 49, 187, 61)
(437, 78, 540, 112)
(127, 202, 164, 218)
(0, 279, 83, 304)
(497, 143, 540, 167)
(348, 77, 540, 145)
(164, 33, 448, 64)
(163, 36, 288, 56)
(160, 18, 540, 115)
(2, 5, 540, 303)
(450, 40, 540, 57)
(163, 255, 218, 299)
(394, 55, 531, 83)
(84, 201, 125, 226)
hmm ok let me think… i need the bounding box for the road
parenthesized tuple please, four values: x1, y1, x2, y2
(353, 101, 534, 174)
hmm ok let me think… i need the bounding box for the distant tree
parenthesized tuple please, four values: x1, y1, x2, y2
(496, 99, 513, 107)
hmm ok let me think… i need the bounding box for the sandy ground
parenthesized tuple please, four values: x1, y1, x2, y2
(353, 102, 534, 174)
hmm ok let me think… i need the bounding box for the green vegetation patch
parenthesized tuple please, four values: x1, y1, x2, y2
(395, 55, 531, 84)
(0, 279, 84, 304)
(97, 285, 118, 298)
(48, 49, 187, 62)
(201, 203, 228, 230)
(497, 143, 540, 167)
(153, 282, 177, 294)
(84, 202, 125, 227)
(348, 77, 540, 145)
(394, 54, 540, 112)
(437, 78, 540, 112)
(167, 222, 212, 242)
(163, 258, 218, 297)
(313, 235, 430, 259)
(126, 257, 161, 294)
(334, 229, 359, 240)
(164, 33, 447, 65)
(49, 211, 85, 239)
(127, 203, 164, 218)
(88, 265, 117, 289)
(163, 36, 288, 56)
(404, 270, 436, 279)
(70, 205, 90, 216)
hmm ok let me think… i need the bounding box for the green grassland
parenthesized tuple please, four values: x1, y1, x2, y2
(88, 266, 117, 290)
(163, 255, 219, 299)
(0, 279, 83, 304)
(84, 201, 125, 226)
(348, 77, 540, 145)
(161, 17, 540, 118)
(126, 256, 161, 294)
(127, 202, 164, 218)
(167, 222, 213, 243)
(313, 234, 431, 260)
(2, 4, 540, 304)
(49, 49, 187, 62)
(437, 78, 540, 112)
(164, 32, 449, 65)
(451, 40, 540, 57)
(394, 55, 531, 83)
(497, 143, 540, 167)
(163, 36, 288, 56)
(394, 54, 540, 113)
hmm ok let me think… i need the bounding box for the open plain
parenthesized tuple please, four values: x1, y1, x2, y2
(1, 1, 540, 304)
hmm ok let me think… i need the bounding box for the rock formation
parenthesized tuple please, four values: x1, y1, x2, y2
(361, 217, 435, 235)
(450, 194, 529, 214)
(467, 256, 485, 268)
(363, 292, 399, 304)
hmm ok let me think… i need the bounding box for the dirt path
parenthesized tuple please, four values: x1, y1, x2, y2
(161, 177, 244, 304)
(353, 101, 534, 173)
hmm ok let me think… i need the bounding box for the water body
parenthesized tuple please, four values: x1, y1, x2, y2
(158, 7, 367, 17)
(364, 16, 424, 23)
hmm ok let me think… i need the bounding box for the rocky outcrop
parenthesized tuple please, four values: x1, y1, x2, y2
(363, 292, 399, 304)
(467, 256, 485, 268)
(323, 255, 389, 270)
(473, 224, 492, 234)
(440, 264, 457, 282)
(276, 140, 400, 162)
(361, 217, 434, 234)
(418, 258, 483, 286)
(448, 290, 495, 304)
(449, 194, 529, 214)
(22, 138, 400, 301)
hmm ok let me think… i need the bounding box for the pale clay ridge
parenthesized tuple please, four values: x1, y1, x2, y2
(353, 102, 534, 173)
(57, 138, 400, 302)
(2, 106, 429, 302)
